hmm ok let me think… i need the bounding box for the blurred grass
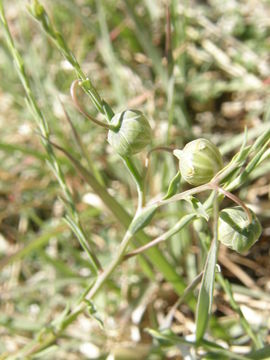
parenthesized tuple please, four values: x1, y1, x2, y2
(0, 0, 270, 359)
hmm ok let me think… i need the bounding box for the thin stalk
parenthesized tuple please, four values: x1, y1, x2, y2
(156, 183, 212, 206)
(125, 213, 195, 259)
(216, 186, 252, 223)
(70, 80, 115, 130)
(213, 190, 219, 251)
(7, 226, 136, 359)
(145, 146, 174, 169)
(28, 0, 108, 115)
(126, 181, 252, 257)
(0, 2, 101, 274)
(123, 157, 145, 210)
(144, 146, 175, 201)
(85, 230, 133, 300)
(37, 137, 190, 298)
(212, 161, 243, 185)
(60, 101, 104, 185)
(157, 182, 252, 224)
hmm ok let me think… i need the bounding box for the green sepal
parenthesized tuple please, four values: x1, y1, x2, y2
(218, 207, 262, 253)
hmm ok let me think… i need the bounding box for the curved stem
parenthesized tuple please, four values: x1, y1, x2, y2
(145, 146, 174, 169)
(214, 185, 253, 223)
(144, 146, 176, 203)
(70, 80, 115, 130)
(156, 180, 252, 224)
(60, 100, 105, 185)
(123, 156, 144, 210)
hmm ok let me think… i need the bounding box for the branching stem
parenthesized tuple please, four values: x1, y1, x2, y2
(125, 180, 252, 259)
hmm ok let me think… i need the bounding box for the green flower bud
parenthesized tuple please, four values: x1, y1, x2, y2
(108, 110, 152, 157)
(173, 138, 223, 186)
(218, 206, 262, 254)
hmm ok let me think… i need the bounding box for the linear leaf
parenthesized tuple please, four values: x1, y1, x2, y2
(195, 236, 218, 340)
(163, 171, 181, 200)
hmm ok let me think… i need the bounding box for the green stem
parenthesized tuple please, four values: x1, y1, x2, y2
(157, 183, 212, 206)
(0, 1, 101, 275)
(126, 174, 253, 259)
(70, 80, 115, 130)
(125, 213, 195, 259)
(41, 138, 190, 296)
(156, 181, 252, 225)
(7, 227, 135, 359)
(123, 156, 145, 210)
(61, 103, 105, 186)
(28, 0, 114, 116)
(86, 230, 133, 299)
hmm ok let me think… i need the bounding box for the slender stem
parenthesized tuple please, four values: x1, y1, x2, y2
(70, 80, 115, 130)
(8, 226, 134, 359)
(125, 179, 253, 258)
(157, 181, 252, 224)
(215, 186, 252, 223)
(212, 161, 241, 185)
(144, 146, 175, 195)
(157, 183, 212, 206)
(0, 3, 101, 275)
(86, 230, 133, 300)
(28, 0, 109, 115)
(60, 101, 105, 185)
(125, 213, 195, 259)
(145, 146, 174, 169)
(213, 190, 219, 248)
(123, 157, 144, 210)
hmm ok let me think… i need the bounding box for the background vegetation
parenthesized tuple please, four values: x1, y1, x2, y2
(0, 0, 269, 359)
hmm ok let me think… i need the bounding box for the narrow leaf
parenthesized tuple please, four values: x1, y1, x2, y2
(195, 234, 218, 340)
(163, 171, 181, 200)
(186, 196, 209, 221)
(84, 299, 104, 329)
(129, 204, 158, 235)
(45, 139, 191, 300)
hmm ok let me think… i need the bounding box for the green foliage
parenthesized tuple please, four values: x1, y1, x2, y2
(0, 0, 269, 359)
